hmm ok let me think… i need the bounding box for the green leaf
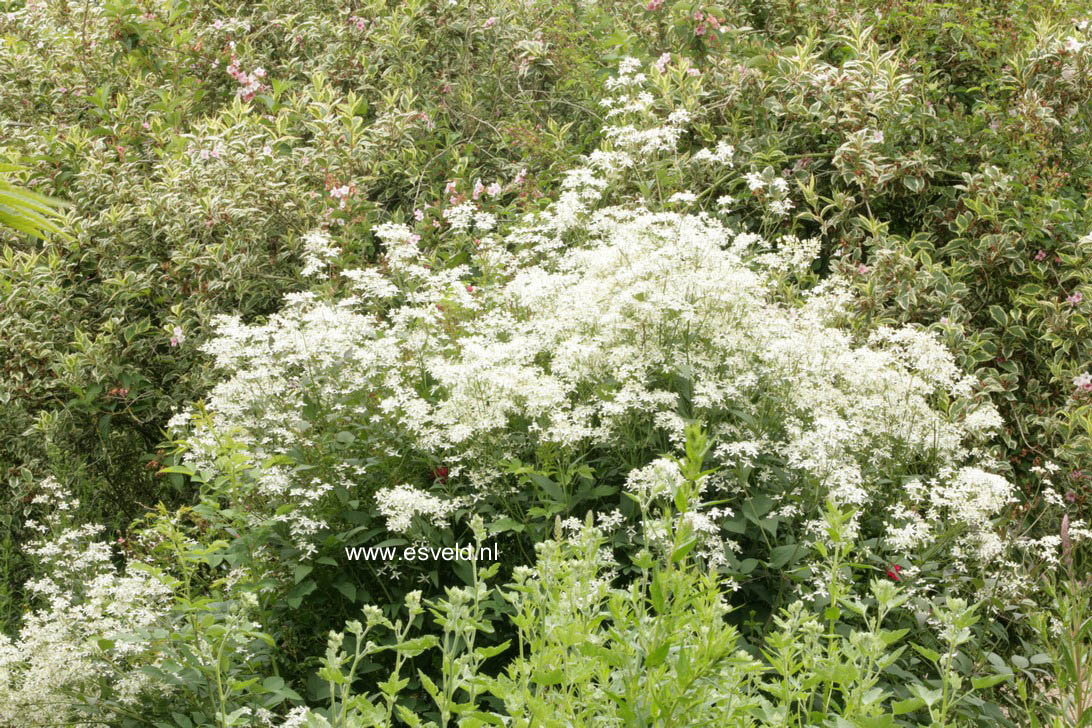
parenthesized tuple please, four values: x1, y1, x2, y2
(891, 696, 925, 715)
(768, 543, 804, 568)
(158, 465, 197, 476)
(285, 579, 316, 609)
(671, 537, 697, 563)
(262, 676, 285, 692)
(743, 493, 775, 520)
(529, 472, 566, 503)
(646, 642, 669, 667)
(912, 643, 941, 663)
(418, 669, 440, 698)
(971, 673, 1011, 690)
(474, 641, 511, 660)
(334, 581, 356, 602)
(487, 517, 525, 534)
(736, 558, 759, 574)
(532, 667, 564, 686)
(392, 635, 439, 657)
(908, 684, 942, 707)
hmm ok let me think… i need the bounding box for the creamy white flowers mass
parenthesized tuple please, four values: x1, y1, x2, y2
(172, 100, 1017, 594)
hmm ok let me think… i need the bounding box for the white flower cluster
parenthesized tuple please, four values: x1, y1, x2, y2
(0, 479, 174, 725)
(375, 484, 461, 533)
(176, 59, 1013, 584)
(299, 229, 340, 277)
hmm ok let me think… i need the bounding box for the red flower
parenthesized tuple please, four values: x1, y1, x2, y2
(433, 466, 449, 483)
(886, 564, 903, 581)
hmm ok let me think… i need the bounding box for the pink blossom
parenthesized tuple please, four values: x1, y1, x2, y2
(486, 181, 502, 196)
(414, 209, 425, 221)
(687, 68, 700, 77)
(445, 180, 457, 195)
(646, 0, 664, 9)
(513, 168, 527, 185)
(1067, 291, 1083, 305)
(473, 179, 485, 200)
(170, 326, 184, 347)
(330, 185, 351, 210)
(654, 53, 671, 73)
(857, 264, 869, 275)
(1034, 249, 1047, 261)
(262, 145, 273, 155)
(483, 16, 496, 28)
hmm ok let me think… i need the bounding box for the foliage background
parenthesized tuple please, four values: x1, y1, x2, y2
(1, 0, 1091, 725)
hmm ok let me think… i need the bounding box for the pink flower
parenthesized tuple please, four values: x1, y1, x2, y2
(482, 16, 496, 28)
(886, 564, 902, 581)
(1034, 249, 1047, 261)
(513, 168, 527, 185)
(414, 209, 425, 221)
(486, 181, 502, 196)
(857, 264, 869, 275)
(473, 179, 485, 200)
(262, 145, 273, 155)
(646, 0, 664, 10)
(445, 180, 457, 195)
(654, 53, 671, 73)
(170, 326, 184, 347)
(687, 68, 700, 77)
(1067, 291, 1083, 305)
(466, 284, 475, 293)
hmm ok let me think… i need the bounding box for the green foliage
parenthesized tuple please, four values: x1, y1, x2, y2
(3, 0, 1092, 725)
(0, 162, 70, 240)
(0, 0, 616, 629)
(301, 426, 1016, 727)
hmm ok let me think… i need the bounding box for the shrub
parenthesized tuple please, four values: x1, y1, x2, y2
(0, 0, 616, 627)
(152, 60, 1044, 708)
